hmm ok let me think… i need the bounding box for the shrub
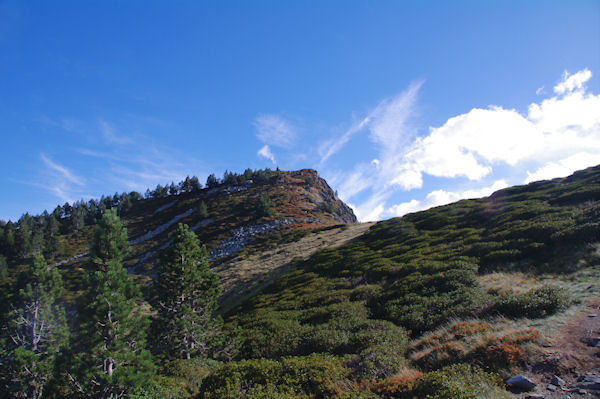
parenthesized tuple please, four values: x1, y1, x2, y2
(199, 354, 352, 398)
(255, 195, 273, 217)
(369, 368, 423, 398)
(350, 343, 406, 379)
(491, 285, 570, 318)
(159, 358, 222, 394)
(318, 201, 336, 214)
(485, 343, 525, 370)
(241, 317, 309, 358)
(412, 364, 509, 399)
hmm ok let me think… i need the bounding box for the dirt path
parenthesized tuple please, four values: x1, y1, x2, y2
(516, 299, 600, 398)
(215, 222, 374, 314)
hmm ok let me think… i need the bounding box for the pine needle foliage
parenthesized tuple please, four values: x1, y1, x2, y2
(153, 223, 222, 360)
(70, 209, 154, 398)
(0, 253, 68, 399)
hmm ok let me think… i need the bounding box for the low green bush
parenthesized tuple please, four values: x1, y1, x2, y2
(491, 285, 570, 318)
(160, 357, 222, 394)
(199, 354, 352, 398)
(412, 364, 509, 399)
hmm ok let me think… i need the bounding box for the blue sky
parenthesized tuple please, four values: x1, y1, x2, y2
(1, 1, 599, 222)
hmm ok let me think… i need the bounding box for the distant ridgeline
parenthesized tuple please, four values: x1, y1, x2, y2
(0, 167, 356, 272)
(0, 169, 299, 260)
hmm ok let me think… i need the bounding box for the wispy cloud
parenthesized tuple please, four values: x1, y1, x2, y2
(257, 144, 277, 164)
(98, 118, 133, 144)
(318, 116, 370, 164)
(318, 81, 423, 166)
(253, 114, 296, 148)
(41, 154, 84, 185)
(39, 154, 85, 202)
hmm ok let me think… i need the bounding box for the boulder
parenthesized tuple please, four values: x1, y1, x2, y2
(551, 375, 566, 386)
(506, 375, 537, 391)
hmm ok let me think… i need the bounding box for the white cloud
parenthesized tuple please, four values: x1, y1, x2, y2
(554, 69, 592, 95)
(388, 69, 600, 189)
(525, 152, 600, 183)
(350, 192, 388, 222)
(257, 144, 276, 164)
(326, 69, 600, 221)
(388, 179, 509, 217)
(253, 114, 296, 148)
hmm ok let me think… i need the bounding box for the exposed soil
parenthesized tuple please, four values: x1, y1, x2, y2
(514, 299, 600, 398)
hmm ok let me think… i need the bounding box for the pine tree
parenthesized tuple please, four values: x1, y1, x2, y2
(153, 223, 222, 360)
(181, 176, 192, 192)
(189, 176, 202, 192)
(15, 214, 33, 257)
(3, 221, 15, 257)
(0, 255, 7, 280)
(168, 182, 178, 196)
(44, 215, 62, 259)
(0, 254, 68, 399)
(70, 207, 85, 232)
(70, 209, 154, 398)
(198, 201, 209, 218)
(206, 173, 219, 188)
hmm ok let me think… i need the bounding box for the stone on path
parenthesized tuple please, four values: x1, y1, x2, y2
(506, 374, 537, 391)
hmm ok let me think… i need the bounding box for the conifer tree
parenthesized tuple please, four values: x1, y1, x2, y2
(168, 182, 178, 196)
(153, 223, 222, 360)
(3, 221, 15, 257)
(15, 214, 33, 257)
(189, 176, 202, 192)
(0, 255, 7, 280)
(70, 209, 154, 398)
(0, 254, 68, 399)
(44, 215, 62, 259)
(198, 201, 209, 219)
(206, 173, 219, 188)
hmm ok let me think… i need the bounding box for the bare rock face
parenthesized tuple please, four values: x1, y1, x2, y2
(209, 219, 295, 261)
(299, 169, 357, 223)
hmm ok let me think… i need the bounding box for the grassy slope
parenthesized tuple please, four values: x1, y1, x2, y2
(208, 165, 600, 398)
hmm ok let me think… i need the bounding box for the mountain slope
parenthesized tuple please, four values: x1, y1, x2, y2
(205, 165, 600, 398)
(1, 168, 358, 307)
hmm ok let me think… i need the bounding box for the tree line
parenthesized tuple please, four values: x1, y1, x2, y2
(0, 209, 231, 398)
(0, 168, 281, 264)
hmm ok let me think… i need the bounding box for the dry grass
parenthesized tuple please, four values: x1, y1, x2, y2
(477, 266, 600, 339)
(408, 318, 542, 372)
(479, 272, 542, 295)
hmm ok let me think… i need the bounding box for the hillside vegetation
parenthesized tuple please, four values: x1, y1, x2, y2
(212, 165, 599, 398)
(0, 168, 356, 305)
(1, 165, 599, 398)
